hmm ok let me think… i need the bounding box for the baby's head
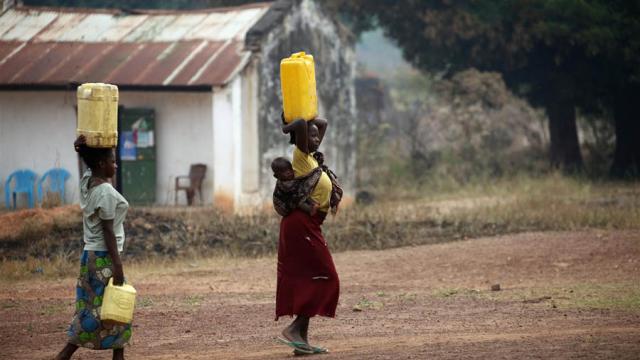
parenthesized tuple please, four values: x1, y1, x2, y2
(271, 157, 294, 181)
(313, 151, 324, 166)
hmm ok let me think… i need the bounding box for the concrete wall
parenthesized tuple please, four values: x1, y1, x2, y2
(254, 0, 358, 200)
(0, 91, 78, 207)
(0, 90, 215, 208)
(212, 78, 238, 210)
(212, 62, 261, 212)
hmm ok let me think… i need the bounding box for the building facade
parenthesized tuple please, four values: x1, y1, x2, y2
(0, 0, 357, 211)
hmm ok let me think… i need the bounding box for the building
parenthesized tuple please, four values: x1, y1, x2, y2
(0, 0, 356, 211)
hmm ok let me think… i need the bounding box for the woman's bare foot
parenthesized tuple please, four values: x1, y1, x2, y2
(281, 316, 311, 351)
(300, 320, 309, 343)
(282, 326, 307, 345)
(113, 348, 124, 360)
(54, 343, 78, 360)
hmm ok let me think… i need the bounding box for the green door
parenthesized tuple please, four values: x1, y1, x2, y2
(118, 108, 156, 205)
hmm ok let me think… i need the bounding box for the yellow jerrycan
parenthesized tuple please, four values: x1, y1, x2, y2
(280, 51, 318, 123)
(100, 278, 136, 325)
(77, 83, 119, 148)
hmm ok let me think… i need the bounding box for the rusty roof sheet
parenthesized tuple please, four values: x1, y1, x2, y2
(0, 4, 270, 88)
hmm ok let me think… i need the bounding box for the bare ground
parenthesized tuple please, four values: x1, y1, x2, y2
(1, 230, 639, 359)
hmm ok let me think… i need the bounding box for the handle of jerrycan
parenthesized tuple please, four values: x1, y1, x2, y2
(108, 277, 127, 287)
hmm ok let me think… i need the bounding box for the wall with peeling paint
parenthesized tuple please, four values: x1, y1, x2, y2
(252, 0, 358, 202)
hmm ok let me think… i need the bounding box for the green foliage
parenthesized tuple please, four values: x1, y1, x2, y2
(328, 0, 638, 101)
(327, 0, 640, 174)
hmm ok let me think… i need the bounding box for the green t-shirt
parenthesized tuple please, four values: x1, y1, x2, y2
(80, 170, 129, 251)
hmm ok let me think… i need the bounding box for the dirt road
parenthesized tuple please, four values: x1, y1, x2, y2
(1, 231, 639, 359)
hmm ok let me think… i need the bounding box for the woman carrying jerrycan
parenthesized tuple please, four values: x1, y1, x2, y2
(275, 115, 342, 356)
(55, 135, 132, 360)
(275, 52, 343, 355)
(57, 83, 134, 360)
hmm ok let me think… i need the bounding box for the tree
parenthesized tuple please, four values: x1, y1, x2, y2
(598, 1, 640, 177)
(326, 0, 639, 175)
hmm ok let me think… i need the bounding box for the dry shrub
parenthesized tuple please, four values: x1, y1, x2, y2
(0, 205, 80, 242)
(1, 175, 638, 266)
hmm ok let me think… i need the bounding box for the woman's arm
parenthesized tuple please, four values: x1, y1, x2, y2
(310, 117, 328, 145)
(101, 219, 124, 285)
(282, 118, 309, 153)
(74, 135, 86, 152)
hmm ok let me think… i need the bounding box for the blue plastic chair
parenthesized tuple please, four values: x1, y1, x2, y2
(4, 169, 38, 209)
(38, 168, 71, 205)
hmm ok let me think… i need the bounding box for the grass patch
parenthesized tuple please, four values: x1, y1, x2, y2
(352, 297, 384, 311)
(433, 288, 486, 299)
(39, 303, 66, 316)
(485, 282, 640, 311)
(137, 297, 154, 308)
(570, 285, 640, 310)
(396, 292, 418, 303)
(0, 253, 77, 282)
(1, 301, 18, 309)
(1, 174, 638, 282)
(183, 294, 204, 306)
(429, 283, 640, 312)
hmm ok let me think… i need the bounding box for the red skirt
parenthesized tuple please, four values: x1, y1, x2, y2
(276, 209, 340, 320)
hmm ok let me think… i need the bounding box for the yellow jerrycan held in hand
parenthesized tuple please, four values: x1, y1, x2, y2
(100, 278, 136, 325)
(77, 83, 119, 148)
(280, 51, 318, 123)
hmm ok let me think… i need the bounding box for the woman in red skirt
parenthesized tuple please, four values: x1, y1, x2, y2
(276, 117, 339, 355)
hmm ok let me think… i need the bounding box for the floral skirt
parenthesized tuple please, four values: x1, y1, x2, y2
(67, 250, 132, 350)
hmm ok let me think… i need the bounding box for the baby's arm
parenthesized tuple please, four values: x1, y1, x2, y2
(297, 198, 318, 216)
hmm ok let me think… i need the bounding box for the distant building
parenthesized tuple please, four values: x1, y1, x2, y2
(0, 0, 356, 211)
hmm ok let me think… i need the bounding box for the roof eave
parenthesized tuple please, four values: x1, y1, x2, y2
(0, 83, 214, 92)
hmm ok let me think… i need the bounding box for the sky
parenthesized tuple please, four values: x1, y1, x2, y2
(355, 28, 413, 78)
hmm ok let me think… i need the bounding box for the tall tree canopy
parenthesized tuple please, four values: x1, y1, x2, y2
(327, 0, 640, 176)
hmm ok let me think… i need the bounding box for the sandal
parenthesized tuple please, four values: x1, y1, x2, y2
(276, 337, 313, 354)
(294, 345, 328, 355)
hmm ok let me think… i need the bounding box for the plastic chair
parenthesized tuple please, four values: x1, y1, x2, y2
(4, 169, 38, 209)
(175, 164, 207, 206)
(38, 168, 71, 205)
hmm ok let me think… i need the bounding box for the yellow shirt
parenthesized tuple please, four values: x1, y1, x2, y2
(292, 147, 332, 212)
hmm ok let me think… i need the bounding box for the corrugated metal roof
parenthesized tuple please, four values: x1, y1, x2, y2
(0, 4, 271, 88)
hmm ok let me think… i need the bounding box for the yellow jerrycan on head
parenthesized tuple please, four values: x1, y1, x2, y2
(280, 51, 318, 123)
(77, 83, 119, 148)
(100, 278, 136, 325)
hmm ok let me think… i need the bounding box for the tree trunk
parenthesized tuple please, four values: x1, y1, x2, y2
(610, 88, 640, 178)
(546, 98, 583, 172)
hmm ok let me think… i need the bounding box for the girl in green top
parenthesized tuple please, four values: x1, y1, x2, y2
(55, 135, 130, 360)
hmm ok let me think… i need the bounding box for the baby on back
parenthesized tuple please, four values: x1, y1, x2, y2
(271, 157, 322, 217)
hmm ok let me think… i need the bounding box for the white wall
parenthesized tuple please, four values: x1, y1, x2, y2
(212, 81, 238, 210)
(237, 61, 263, 211)
(211, 66, 263, 212)
(241, 61, 260, 194)
(119, 91, 213, 205)
(0, 91, 79, 207)
(0, 90, 214, 208)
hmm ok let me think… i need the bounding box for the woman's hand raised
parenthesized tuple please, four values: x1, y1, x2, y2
(282, 118, 306, 134)
(74, 134, 87, 152)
